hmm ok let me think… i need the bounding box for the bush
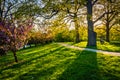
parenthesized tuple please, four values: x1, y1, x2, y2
(27, 30, 54, 46)
(54, 31, 74, 42)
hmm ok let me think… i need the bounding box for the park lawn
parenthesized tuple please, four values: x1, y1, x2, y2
(65, 41, 120, 52)
(0, 43, 120, 80)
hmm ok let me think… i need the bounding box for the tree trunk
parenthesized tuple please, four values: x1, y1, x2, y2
(106, 23, 110, 42)
(105, 9, 110, 42)
(13, 51, 18, 62)
(86, 0, 96, 46)
(74, 14, 80, 43)
(75, 29, 80, 43)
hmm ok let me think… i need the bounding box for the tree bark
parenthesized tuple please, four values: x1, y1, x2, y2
(75, 29, 80, 43)
(87, 0, 96, 46)
(106, 22, 110, 42)
(74, 14, 80, 43)
(13, 51, 18, 62)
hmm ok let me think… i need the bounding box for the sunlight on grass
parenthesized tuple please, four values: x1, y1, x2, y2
(66, 41, 120, 52)
(0, 43, 120, 80)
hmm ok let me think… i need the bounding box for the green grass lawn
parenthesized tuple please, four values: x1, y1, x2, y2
(65, 41, 120, 52)
(0, 43, 120, 80)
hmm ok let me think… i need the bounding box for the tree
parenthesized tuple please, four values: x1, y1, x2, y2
(0, 0, 35, 55)
(38, 0, 98, 46)
(36, 0, 120, 46)
(102, 0, 120, 42)
(0, 19, 33, 62)
(0, 0, 37, 62)
(62, 0, 82, 43)
(86, 0, 120, 45)
(36, 0, 82, 43)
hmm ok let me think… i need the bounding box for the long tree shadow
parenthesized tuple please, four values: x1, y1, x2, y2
(0, 46, 74, 80)
(0, 46, 64, 73)
(58, 47, 101, 80)
(1, 44, 120, 80)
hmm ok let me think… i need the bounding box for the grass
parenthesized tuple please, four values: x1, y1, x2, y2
(0, 43, 120, 80)
(65, 41, 120, 52)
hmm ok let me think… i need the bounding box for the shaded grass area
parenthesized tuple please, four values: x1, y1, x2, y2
(65, 41, 120, 52)
(0, 43, 120, 80)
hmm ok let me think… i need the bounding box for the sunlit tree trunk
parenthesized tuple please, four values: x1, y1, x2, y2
(106, 21, 110, 42)
(74, 13, 80, 43)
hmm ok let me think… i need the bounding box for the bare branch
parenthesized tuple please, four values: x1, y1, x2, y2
(93, 11, 115, 24)
(109, 21, 116, 30)
(1, 0, 6, 12)
(4, 4, 13, 19)
(109, 12, 118, 22)
(40, 10, 59, 19)
(92, 0, 98, 5)
(95, 27, 105, 30)
(115, 28, 120, 32)
(93, 12, 106, 24)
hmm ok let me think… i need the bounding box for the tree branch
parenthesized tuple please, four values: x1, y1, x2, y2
(4, 4, 13, 19)
(40, 10, 59, 19)
(109, 21, 116, 30)
(109, 12, 118, 22)
(92, 0, 98, 5)
(93, 11, 115, 24)
(93, 12, 106, 24)
(115, 28, 120, 32)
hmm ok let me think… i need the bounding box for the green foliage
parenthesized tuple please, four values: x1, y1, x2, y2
(15, 1, 37, 18)
(95, 25, 120, 41)
(54, 30, 75, 42)
(95, 25, 106, 41)
(0, 43, 120, 80)
(28, 30, 53, 45)
(50, 19, 75, 42)
(79, 26, 87, 41)
(110, 26, 120, 41)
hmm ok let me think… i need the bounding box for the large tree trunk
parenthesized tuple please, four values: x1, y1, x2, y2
(13, 51, 18, 62)
(87, 0, 96, 46)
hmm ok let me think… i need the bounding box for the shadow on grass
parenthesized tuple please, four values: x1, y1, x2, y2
(110, 41, 120, 47)
(73, 42, 98, 49)
(58, 47, 101, 80)
(18, 43, 57, 54)
(1, 44, 120, 80)
(0, 46, 64, 72)
(0, 45, 72, 80)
